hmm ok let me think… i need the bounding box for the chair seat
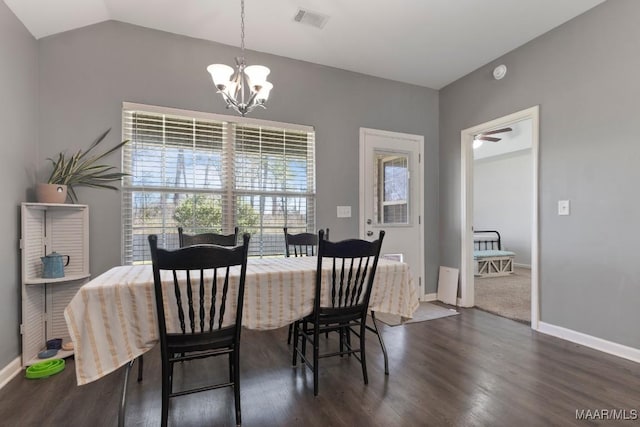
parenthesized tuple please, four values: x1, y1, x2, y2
(167, 326, 236, 353)
(302, 306, 364, 326)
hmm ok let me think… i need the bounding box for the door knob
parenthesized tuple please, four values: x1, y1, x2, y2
(366, 231, 373, 236)
(366, 219, 372, 225)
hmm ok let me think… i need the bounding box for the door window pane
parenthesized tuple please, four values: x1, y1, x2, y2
(374, 153, 409, 225)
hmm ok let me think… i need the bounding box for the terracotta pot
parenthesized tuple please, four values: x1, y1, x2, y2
(36, 183, 68, 204)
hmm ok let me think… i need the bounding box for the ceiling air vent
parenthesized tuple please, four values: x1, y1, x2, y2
(293, 8, 329, 29)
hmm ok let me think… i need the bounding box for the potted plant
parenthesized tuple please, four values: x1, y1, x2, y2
(36, 129, 129, 203)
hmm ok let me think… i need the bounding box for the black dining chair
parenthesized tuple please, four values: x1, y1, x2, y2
(148, 233, 250, 427)
(292, 229, 385, 396)
(283, 227, 329, 257)
(178, 226, 239, 247)
(283, 227, 329, 344)
(135, 226, 241, 388)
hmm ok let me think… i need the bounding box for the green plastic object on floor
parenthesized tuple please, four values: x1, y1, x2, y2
(25, 359, 65, 379)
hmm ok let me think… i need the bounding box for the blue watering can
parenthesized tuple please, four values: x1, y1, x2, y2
(41, 252, 70, 279)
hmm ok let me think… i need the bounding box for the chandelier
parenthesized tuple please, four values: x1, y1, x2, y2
(207, 0, 273, 117)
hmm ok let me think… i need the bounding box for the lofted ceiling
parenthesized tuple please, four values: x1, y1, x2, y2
(5, 0, 605, 89)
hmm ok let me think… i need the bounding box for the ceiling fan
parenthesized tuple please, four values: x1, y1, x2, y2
(474, 127, 512, 143)
(473, 127, 512, 149)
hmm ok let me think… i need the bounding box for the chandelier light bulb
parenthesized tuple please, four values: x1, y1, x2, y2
(256, 81, 273, 102)
(245, 65, 271, 87)
(207, 64, 234, 89)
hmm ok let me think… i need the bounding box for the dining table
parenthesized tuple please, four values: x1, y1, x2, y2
(64, 255, 418, 425)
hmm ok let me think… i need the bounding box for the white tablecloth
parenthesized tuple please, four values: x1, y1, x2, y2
(64, 257, 418, 385)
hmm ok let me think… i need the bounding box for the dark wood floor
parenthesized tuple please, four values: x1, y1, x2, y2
(2, 308, 638, 426)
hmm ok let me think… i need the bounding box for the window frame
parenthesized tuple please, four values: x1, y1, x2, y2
(121, 102, 316, 264)
(375, 152, 410, 225)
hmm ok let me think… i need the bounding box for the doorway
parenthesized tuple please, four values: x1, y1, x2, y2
(473, 119, 532, 323)
(460, 106, 540, 329)
(359, 128, 425, 300)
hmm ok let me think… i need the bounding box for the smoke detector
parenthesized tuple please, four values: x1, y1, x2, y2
(493, 64, 507, 80)
(293, 8, 330, 29)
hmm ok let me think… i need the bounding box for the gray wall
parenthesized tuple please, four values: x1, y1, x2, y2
(0, 2, 39, 367)
(37, 21, 440, 292)
(474, 150, 532, 265)
(440, 0, 640, 348)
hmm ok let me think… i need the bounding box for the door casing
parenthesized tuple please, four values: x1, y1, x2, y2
(460, 106, 540, 329)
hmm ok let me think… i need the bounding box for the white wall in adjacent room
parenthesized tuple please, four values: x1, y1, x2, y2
(474, 143, 532, 266)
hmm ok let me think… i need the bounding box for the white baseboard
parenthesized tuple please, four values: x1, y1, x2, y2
(0, 357, 21, 390)
(423, 293, 437, 302)
(538, 322, 640, 364)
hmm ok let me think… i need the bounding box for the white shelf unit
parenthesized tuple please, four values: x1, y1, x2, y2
(20, 203, 90, 367)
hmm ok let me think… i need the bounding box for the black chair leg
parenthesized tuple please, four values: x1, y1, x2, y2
(161, 363, 170, 427)
(233, 349, 241, 426)
(137, 355, 144, 382)
(301, 321, 308, 360)
(370, 311, 389, 375)
(292, 321, 299, 366)
(169, 360, 174, 393)
(360, 322, 368, 385)
(313, 327, 320, 396)
(287, 323, 293, 345)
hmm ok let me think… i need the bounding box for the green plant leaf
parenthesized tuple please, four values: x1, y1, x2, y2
(44, 129, 130, 202)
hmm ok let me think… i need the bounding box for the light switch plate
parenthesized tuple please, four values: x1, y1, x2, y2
(558, 200, 570, 216)
(337, 206, 351, 218)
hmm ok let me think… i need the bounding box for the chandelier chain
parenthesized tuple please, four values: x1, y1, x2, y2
(240, 0, 245, 54)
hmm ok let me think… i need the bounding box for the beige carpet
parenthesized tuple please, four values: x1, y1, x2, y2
(474, 267, 530, 324)
(373, 302, 459, 327)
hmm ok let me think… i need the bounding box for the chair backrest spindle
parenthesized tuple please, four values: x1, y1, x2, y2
(209, 269, 217, 332)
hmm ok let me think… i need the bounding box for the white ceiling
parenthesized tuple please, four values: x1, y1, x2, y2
(5, 0, 605, 89)
(474, 119, 532, 160)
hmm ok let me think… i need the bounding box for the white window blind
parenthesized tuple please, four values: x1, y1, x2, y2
(122, 105, 315, 264)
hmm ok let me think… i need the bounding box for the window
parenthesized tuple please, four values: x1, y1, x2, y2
(121, 103, 315, 264)
(374, 152, 409, 225)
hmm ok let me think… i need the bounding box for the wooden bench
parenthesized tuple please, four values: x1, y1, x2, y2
(473, 230, 515, 278)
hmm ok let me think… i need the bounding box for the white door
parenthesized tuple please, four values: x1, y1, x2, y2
(359, 128, 425, 299)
